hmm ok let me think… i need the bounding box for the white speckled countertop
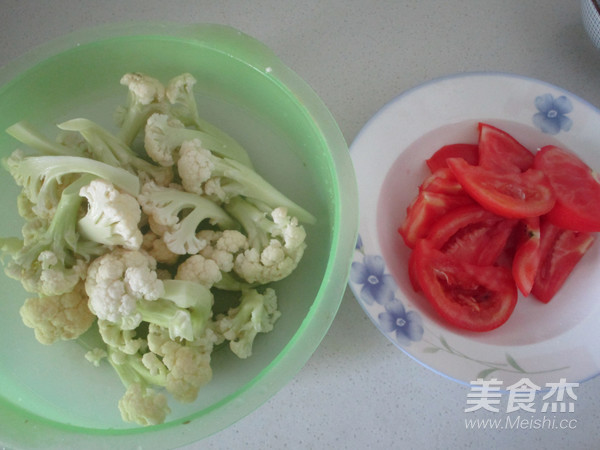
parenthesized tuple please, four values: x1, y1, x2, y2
(1, 1, 600, 449)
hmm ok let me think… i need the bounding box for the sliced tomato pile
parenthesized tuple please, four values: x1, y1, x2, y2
(399, 122, 598, 332)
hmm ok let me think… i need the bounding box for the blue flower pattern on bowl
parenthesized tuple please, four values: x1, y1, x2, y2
(533, 93, 573, 135)
(350, 235, 424, 346)
(378, 300, 424, 346)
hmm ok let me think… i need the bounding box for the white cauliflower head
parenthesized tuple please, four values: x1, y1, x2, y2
(78, 179, 143, 250)
(216, 288, 281, 359)
(143, 113, 186, 167)
(37, 250, 88, 296)
(85, 248, 164, 330)
(177, 139, 214, 195)
(175, 254, 222, 288)
(147, 324, 214, 403)
(120, 73, 166, 106)
(197, 229, 248, 272)
(118, 382, 170, 427)
(19, 281, 95, 345)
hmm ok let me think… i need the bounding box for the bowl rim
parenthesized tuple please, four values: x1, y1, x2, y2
(0, 21, 358, 449)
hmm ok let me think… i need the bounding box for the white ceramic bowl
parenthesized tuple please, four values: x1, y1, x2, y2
(349, 72, 600, 389)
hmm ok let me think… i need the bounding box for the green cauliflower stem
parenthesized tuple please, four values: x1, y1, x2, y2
(137, 181, 237, 255)
(176, 139, 316, 224)
(144, 113, 253, 168)
(216, 287, 281, 359)
(6, 120, 84, 157)
(58, 118, 172, 186)
(4, 151, 140, 218)
(97, 319, 146, 355)
(109, 347, 171, 427)
(164, 73, 252, 167)
(1, 175, 103, 296)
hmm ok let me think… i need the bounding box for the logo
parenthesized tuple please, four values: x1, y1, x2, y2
(464, 378, 578, 430)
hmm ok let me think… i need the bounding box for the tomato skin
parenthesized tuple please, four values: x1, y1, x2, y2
(412, 240, 518, 332)
(419, 168, 464, 195)
(531, 219, 596, 303)
(477, 123, 534, 173)
(399, 191, 472, 248)
(533, 145, 600, 232)
(426, 143, 479, 173)
(512, 216, 541, 296)
(426, 204, 517, 266)
(447, 157, 556, 219)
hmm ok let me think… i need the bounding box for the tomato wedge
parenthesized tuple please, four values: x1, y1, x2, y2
(512, 216, 541, 296)
(419, 168, 464, 195)
(399, 191, 473, 248)
(426, 143, 479, 173)
(531, 219, 596, 303)
(533, 145, 600, 232)
(412, 240, 518, 332)
(477, 123, 534, 173)
(426, 204, 517, 266)
(447, 157, 556, 218)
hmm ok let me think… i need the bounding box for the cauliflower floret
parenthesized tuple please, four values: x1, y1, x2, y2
(147, 324, 215, 403)
(175, 230, 251, 289)
(233, 241, 303, 284)
(225, 198, 307, 285)
(143, 113, 186, 167)
(175, 254, 222, 288)
(176, 138, 316, 224)
(137, 181, 235, 255)
(37, 250, 88, 296)
(78, 179, 143, 250)
(120, 73, 166, 105)
(85, 248, 164, 330)
(216, 288, 281, 359)
(197, 229, 249, 272)
(116, 72, 167, 146)
(142, 231, 179, 266)
(19, 281, 94, 345)
(98, 319, 146, 355)
(118, 383, 170, 427)
(176, 140, 214, 195)
(165, 73, 199, 126)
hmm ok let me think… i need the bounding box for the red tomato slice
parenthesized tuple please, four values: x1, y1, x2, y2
(533, 145, 600, 232)
(412, 240, 518, 331)
(512, 216, 541, 296)
(398, 190, 473, 248)
(478, 123, 534, 173)
(419, 168, 464, 195)
(447, 157, 556, 219)
(408, 248, 421, 292)
(426, 143, 479, 173)
(426, 204, 517, 266)
(531, 219, 596, 303)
